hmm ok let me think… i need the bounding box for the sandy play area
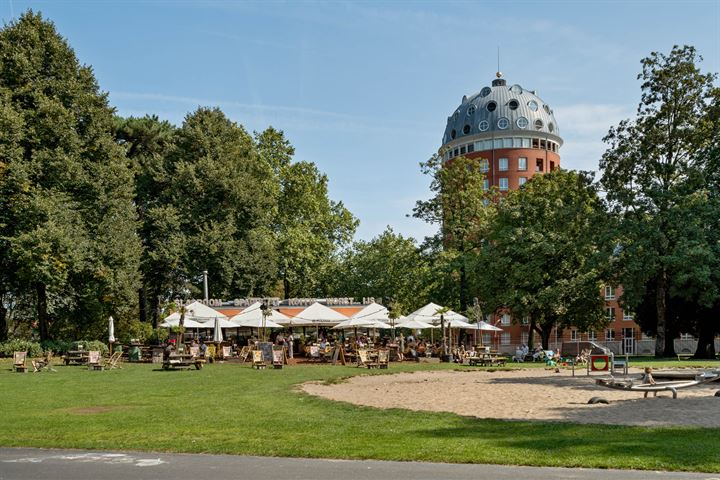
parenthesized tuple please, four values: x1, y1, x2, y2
(302, 368, 720, 427)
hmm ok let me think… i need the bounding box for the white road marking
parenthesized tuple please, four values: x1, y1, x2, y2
(2, 452, 166, 467)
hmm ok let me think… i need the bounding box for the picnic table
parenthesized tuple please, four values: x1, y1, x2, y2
(64, 350, 89, 365)
(468, 353, 507, 367)
(162, 353, 205, 370)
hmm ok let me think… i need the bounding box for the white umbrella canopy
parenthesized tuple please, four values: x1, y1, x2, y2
(446, 318, 474, 328)
(108, 316, 115, 343)
(233, 316, 283, 329)
(229, 302, 291, 324)
(333, 317, 390, 330)
(163, 301, 228, 324)
(475, 320, 503, 331)
(292, 302, 348, 325)
(350, 302, 389, 321)
(212, 317, 223, 343)
(395, 318, 437, 329)
(160, 318, 206, 329)
(404, 302, 468, 325)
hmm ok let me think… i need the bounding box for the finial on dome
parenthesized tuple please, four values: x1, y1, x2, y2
(496, 71, 503, 78)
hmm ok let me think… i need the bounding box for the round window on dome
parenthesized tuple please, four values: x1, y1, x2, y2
(528, 101, 538, 112)
(508, 99, 519, 110)
(478, 120, 489, 132)
(451, 129, 457, 139)
(467, 105, 476, 116)
(516, 117, 529, 129)
(510, 84, 523, 94)
(463, 124, 471, 135)
(497, 117, 509, 129)
(548, 122, 555, 133)
(486, 101, 497, 112)
(544, 104, 551, 114)
(534, 119, 544, 130)
(480, 87, 491, 97)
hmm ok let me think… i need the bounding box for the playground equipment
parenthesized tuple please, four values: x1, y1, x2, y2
(595, 370, 720, 399)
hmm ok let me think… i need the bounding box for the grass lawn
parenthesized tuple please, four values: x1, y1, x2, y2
(1, 359, 719, 472)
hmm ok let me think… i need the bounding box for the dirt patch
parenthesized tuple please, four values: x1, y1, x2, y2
(302, 368, 720, 427)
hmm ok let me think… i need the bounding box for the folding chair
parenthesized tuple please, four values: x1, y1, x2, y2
(221, 346, 232, 360)
(32, 351, 56, 372)
(13, 352, 27, 373)
(238, 346, 251, 363)
(377, 349, 389, 369)
(252, 350, 266, 369)
(104, 351, 123, 370)
(272, 349, 284, 369)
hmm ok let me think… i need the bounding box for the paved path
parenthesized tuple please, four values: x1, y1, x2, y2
(0, 448, 718, 480)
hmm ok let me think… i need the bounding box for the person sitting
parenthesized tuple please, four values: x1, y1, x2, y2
(417, 341, 427, 357)
(532, 345, 544, 361)
(199, 342, 208, 358)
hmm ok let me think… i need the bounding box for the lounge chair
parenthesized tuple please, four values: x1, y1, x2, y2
(377, 349, 389, 369)
(104, 351, 122, 370)
(358, 349, 378, 369)
(272, 349, 284, 369)
(252, 350, 266, 369)
(87, 351, 103, 371)
(238, 346, 251, 363)
(32, 351, 56, 372)
(13, 351, 28, 373)
(221, 346, 232, 360)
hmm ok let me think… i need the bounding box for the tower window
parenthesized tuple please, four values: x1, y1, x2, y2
(499, 158, 508, 171)
(508, 99, 519, 110)
(518, 157, 527, 170)
(497, 117, 509, 129)
(451, 129, 456, 139)
(480, 87, 491, 97)
(534, 119, 544, 130)
(536, 158, 543, 171)
(486, 101, 497, 112)
(467, 105, 476, 116)
(478, 120, 489, 132)
(463, 124, 471, 135)
(548, 122, 555, 133)
(460, 146, 466, 154)
(499, 178, 509, 191)
(544, 104, 551, 114)
(516, 117, 529, 129)
(528, 100, 538, 111)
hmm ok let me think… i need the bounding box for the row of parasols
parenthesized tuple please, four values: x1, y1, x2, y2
(156, 300, 503, 342)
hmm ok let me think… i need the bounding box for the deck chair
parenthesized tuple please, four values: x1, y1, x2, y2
(238, 346, 251, 363)
(309, 345, 321, 362)
(377, 349, 389, 369)
(32, 351, 56, 372)
(252, 350, 266, 369)
(272, 349, 284, 369)
(221, 346, 232, 360)
(87, 350, 103, 371)
(104, 351, 122, 370)
(358, 349, 378, 369)
(188, 346, 200, 357)
(13, 351, 27, 373)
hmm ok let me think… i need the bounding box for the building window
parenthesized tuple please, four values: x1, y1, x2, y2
(480, 87, 491, 97)
(522, 138, 531, 148)
(508, 99, 519, 110)
(534, 119, 544, 130)
(493, 139, 503, 149)
(451, 129, 456, 139)
(516, 117, 528, 129)
(483, 179, 489, 190)
(518, 177, 527, 186)
(501, 313, 511, 325)
(467, 105, 476, 116)
(606, 329, 615, 341)
(548, 122, 555, 133)
(478, 120, 489, 132)
(498, 158, 508, 171)
(482, 334, 491, 345)
(588, 330, 597, 341)
(460, 146, 466, 154)
(604, 286, 615, 299)
(606, 307, 615, 322)
(518, 157, 527, 170)
(532, 138, 539, 149)
(536, 158, 543, 171)
(521, 315, 529, 325)
(497, 117, 509, 129)
(501, 333, 511, 345)
(453, 148, 459, 156)
(467, 143, 474, 153)
(680, 333, 694, 340)
(499, 178, 509, 191)
(571, 330, 578, 341)
(502, 138, 512, 148)
(623, 310, 633, 321)
(528, 100, 538, 111)
(521, 332, 528, 345)
(479, 159, 489, 172)
(463, 124, 471, 135)
(487, 101, 497, 112)
(512, 137, 522, 147)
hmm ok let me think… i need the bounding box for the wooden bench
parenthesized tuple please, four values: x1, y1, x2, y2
(162, 354, 205, 370)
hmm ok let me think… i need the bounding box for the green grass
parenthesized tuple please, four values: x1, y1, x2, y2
(1, 360, 720, 472)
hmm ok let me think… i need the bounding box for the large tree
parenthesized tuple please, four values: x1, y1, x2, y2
(477, 170, 608, 349)
(0, 12, 141, 340)
(414, 154, 494, 312)
(600, 45, 718, 356)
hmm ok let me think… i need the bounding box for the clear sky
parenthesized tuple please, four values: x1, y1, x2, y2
(3, 0, 719, 241)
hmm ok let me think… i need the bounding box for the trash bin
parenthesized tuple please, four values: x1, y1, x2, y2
(129, 346, 141, 362)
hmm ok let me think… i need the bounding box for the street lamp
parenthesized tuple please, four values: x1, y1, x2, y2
(259, 300, 269, 343)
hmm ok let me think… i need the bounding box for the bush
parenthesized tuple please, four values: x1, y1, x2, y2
(117, 319, 154, 344)
(0, 339, 43, 357)
(72, 340, 108, 355)
(40, 339, 72, 355)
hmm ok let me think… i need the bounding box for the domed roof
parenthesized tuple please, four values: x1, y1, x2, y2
(442, 78, 561, 145)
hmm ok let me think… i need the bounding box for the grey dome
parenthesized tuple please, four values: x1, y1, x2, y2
(442, 79, 561, 145)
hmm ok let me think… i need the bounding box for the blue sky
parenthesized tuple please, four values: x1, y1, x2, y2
(3, 0, 719, 241)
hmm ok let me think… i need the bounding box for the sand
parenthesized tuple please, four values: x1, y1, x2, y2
(301, 367, 720, 427)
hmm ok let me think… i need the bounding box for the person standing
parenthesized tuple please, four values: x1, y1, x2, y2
(286, 332, 294, 359)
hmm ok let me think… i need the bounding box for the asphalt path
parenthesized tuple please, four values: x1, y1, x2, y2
(0, 448, 718, 480)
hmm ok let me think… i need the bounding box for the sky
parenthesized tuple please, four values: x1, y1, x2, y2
(2, 0, 719, 241)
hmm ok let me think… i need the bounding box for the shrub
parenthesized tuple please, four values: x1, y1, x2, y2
(72, 340, 108, 355)
(0, 339, 43, 357)
(40, 340, 72, 355)
(117, 319, 154, 344)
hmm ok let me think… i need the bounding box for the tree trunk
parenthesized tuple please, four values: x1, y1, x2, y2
(459, 259, 468, 313)
(694, 314, 716, 359)
(139, 286, 147, 323)
(527, 318, 536, 350)
(540, 328, 551, 350)
(655, 272, 667, 357)
(36, 282, 50, 341)
(283, 273, 290, 300)
(0, 300, 7, 342)
(149, 293, 160, 329)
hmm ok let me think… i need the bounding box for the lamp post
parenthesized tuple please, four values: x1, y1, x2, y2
(259, 301, 269, 343)
(203, 270, 209, 303)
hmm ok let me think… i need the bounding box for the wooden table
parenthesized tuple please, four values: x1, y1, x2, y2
(64, 350, 89, 365)
(162, 354, 205, 370)
(468, 354, 507, 367)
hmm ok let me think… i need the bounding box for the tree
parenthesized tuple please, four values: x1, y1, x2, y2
(327, 227, 431, 313)
(600, 46, 718, 356)
(413, 154, 494, 312)
(0, 12, 141, 340)
(477, 170, 608, 349)
(255, 128, 357, 299)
